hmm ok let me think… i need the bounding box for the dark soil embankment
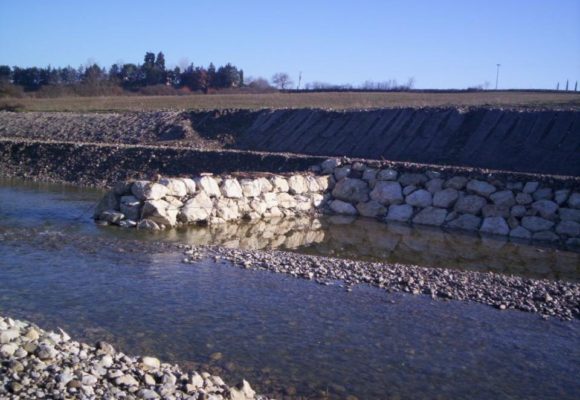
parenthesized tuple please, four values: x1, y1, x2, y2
(1, 107, 579, 176)
(0, 139, 326, 187)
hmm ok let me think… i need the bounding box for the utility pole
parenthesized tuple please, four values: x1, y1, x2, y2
(565, 79, 569, 91)
(297, 71, 302, 90)
(575, 81, 578, 92)
(495, 64, 501, 90)
(556, 82, 560, 90)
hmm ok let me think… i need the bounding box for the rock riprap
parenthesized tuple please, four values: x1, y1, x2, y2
(95, 159, 580, 247)
(0, 316, 258, 400)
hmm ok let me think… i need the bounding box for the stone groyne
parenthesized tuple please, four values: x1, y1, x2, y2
(95, 159, 580, 248)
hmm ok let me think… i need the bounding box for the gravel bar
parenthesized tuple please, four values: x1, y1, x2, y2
(181, 245, 580, 321)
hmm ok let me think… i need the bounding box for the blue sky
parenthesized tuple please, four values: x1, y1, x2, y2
(0, 0, 578, 89)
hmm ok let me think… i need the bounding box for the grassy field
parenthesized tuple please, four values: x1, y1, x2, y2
(2, 91, 580, 112)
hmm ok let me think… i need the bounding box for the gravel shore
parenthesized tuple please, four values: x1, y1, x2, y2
(181, 245, 580, 321)
(0, 316, 259, 400)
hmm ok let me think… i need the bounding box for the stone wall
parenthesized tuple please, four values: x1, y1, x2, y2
(95, 158, 580, 248)
(95, 172, 331, 230)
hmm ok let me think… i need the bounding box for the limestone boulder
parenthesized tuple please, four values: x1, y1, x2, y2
(181, 178, 197, 195)
(142, 199, 178, 227)
(314, 175, 332, 191)
(220, 178, 243, 199)
(370, 181, 403, 205)
(195, 176, 221, 198)
(329, 200, 358, 215)
(405, 189, 432, 208)
(412, 207, 447, 226)
(556, 221, 580, 236)
(480, 217, 510, 236)
(257, 177, 274, 193)
(377, 169, 398, 181)
(94, 192, 120, 218)
(288, 175, 308, 195)
(137, 219, 160, 230)
(444, 176, 468, 190)
(179, 192, 213, 223)
(159, 178, 187, 197)
(131, 181, 168, 201)
(521, 216, 555, 232)
(490, 190, 515, 207)
(568, 193, 580, 209)
(446, 214, 481, 231)
(215, 198, 240, 221)
(332, 178, 370, 203)
(240, 179, 262, 197)
(531, 200, 559, 219)
(356, 200, 387, 218)
(305, 176, 321, 192)
(399, 173, 428, 186)
(276, 193, 297, 209)
(386, 204, 413, 222)
(270, 176, 289, 193)
(559, 208, 580, 222)
(433, 188, 459, 208)
(466, 179, 496, 198)
(120, 195, 141, 221)
(454, 195, 487, 215)
(510, 226, 532, 239)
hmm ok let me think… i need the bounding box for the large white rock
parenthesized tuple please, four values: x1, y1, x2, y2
(315, 175, 332, 191)
(159, 178, 187, 197)
(179, 192, 213, 222)
(305, 175, 321, 192)
(329, 200, 358, 215)
(412, 207, 447, 226)
(131, 181, 168, 201)
(521, 216, 555, 232)
(270, 176, 289, 193)
(332, 178, 369, 203)
(454, 195, 487, 215)
(480, 217, 510, 236)
(240, 179, 262, 197)
(356, 200, 386, 218)
(466, 179, 496, 198)
(288, 175, 308, 194)
(220, 178, 243, 198)
(257, 177, 274, 193)
(370, 181, 403, 205)
(215, 198, 240, 221)
(405, 189, 432, 208)
(181, 178, 196, 195)
(386, 204, 413, 222)
(276, 192, 297, 209)
(262, 192, 279, 208)
(142, 199, 178, 227)
(196, 176, 221, 198)
(433, 188, 459, 208)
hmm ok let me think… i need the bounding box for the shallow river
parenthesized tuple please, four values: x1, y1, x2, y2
(0, 179, 579, 399)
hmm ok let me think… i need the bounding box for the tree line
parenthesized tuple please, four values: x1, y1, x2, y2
(0, 51, 247, 95)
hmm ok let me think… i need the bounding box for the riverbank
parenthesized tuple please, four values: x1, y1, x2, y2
(0, 315, 259, 399)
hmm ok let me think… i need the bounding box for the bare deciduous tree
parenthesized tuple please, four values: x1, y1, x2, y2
(271, 72, 294, 89)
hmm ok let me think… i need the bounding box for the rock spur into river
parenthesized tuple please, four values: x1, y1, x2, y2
(0, 315, 259, 400)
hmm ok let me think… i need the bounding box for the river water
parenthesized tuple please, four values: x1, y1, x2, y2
(0, 178, 579, 399)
